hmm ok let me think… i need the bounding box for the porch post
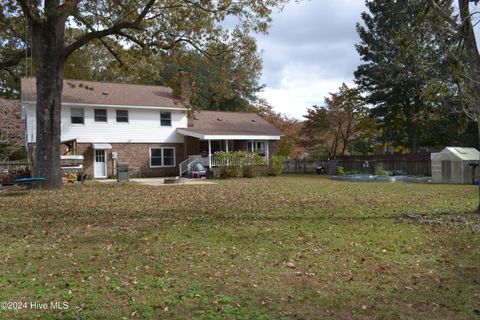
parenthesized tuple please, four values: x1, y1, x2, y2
(265, 140, 270, 164)
(208, 139, 212, 168)
(225, 139, 229, 152)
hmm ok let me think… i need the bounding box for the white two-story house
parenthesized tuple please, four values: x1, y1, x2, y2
(22, 77, 283, 179)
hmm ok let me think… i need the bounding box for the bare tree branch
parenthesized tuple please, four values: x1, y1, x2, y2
(17, 0, 41, 23)
(97, 38, 127, 69)
(0, 48, 31, 69)
(63, 0, 156, 58)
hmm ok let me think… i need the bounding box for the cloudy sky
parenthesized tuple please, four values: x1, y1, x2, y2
(256, 1, 366, 120)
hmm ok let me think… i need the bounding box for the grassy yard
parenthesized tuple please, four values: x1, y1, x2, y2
(0, 175, 479, 319)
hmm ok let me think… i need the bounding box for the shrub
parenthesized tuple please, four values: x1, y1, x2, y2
(374, 163, 390, 177)
(213, 151, 269, 179)
(216, 165, 241, 179)
(268, 155, 285, 176)
(7, 148, 27, 161)
(242, 165, 256, 178)
(336, 165, 345, 176)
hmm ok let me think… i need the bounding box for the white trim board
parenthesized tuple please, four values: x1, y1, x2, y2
(177, 129, 282, 140)
(24, 101, 188, 111)
(92, 143, 112, 149)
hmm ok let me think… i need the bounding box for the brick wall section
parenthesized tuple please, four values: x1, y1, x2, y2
(54, 140, 278, 178)
(184, 136, 199, 158)
(74, 143, 184, 178)
(0, 99, 24, 148)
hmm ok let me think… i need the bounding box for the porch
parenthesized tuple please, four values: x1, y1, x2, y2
(178, 137, 272, 176)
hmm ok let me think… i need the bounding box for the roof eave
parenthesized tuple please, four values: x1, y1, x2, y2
(177, 129, 282, 140)
(24, 101, 188, 111)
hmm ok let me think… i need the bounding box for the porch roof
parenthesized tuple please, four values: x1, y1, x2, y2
(177, 110, 283, 140)
(177, 128, 282, 140)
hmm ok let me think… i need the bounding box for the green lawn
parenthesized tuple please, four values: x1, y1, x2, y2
(0, 176, 479, 319)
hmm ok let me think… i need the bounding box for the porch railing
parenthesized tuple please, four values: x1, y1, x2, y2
(179, 155, 203, 176)
(179, 153, 269, 176)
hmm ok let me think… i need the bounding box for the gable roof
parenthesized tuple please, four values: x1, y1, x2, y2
(444, 147, 479, 161)
(177, 110, 283, 139)
(21, 77, 184, 109)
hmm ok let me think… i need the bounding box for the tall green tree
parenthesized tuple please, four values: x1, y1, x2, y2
(428, 0, 480, 212)
(0, 0, 290, 189)
(157, 40, 263, 112)
(355, 0, 459, 152)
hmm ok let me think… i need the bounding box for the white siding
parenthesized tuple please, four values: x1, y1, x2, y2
(26, 104, 187, 143)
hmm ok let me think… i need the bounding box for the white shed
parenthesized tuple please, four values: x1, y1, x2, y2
(431, 147, 479, 184)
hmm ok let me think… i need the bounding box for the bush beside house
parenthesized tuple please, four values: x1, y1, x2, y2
(212, 152, 285, 179)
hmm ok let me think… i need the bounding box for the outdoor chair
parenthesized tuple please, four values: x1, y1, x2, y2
(191, 163, 207, 179)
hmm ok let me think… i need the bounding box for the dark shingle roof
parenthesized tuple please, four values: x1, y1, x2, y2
(181, 110, 283, 136)
(21, 78, 183, 109)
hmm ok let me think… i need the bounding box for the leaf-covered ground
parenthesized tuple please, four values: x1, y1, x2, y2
(0, 176, 478, 319)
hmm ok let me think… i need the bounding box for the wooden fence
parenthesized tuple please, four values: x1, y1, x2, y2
(283, 160, 338, 175)
(284, 153, 431, 176)
(337, 153, 431, 176)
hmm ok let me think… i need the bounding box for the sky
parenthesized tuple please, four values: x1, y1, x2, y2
(256, 0, 367, 120)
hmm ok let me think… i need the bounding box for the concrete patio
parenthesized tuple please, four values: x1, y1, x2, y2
(96, 177, 216, 186)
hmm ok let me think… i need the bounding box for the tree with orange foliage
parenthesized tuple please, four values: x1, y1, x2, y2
(253, 100, 304, 158)
(303, 84, 377, 159)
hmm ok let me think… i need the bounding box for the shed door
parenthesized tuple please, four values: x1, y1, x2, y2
(441, 160, 451, 181)
(94, 149, 107, 178)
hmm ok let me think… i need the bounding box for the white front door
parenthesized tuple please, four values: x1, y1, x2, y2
(94, 149, 107, 178)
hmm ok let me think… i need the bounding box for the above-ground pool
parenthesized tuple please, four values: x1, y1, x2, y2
(331, 175, 432, 183)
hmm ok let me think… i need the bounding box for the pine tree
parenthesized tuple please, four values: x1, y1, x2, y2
(355, 0, 458, 152)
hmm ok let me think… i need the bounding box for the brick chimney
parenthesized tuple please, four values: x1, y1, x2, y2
(177, 68, 190, 108)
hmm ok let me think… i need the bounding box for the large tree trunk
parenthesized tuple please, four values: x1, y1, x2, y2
(458, 0, 480, 212)
(34, 65, 64, 189)
(477, 115, 480, 212)
(32, 17, 67, 189)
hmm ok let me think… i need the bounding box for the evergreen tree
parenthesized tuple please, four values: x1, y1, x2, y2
(355, 0, 466, 151)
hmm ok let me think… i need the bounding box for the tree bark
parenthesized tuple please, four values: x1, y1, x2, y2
(32, 16, 67, 189)
(477, 114, 480, 212)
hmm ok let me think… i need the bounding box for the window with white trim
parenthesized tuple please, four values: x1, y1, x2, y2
(116, 109, 129, 123)
(160, 112, 171, 126)
(71, 108, 84, 124)
(94, 109, 107, 122)
(150, 147, 175, 167)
